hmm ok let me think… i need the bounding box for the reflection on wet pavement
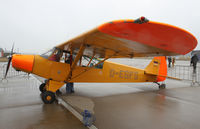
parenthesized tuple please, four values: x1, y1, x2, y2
(0, 75, 87, 129)
(93, 85, 200, 129)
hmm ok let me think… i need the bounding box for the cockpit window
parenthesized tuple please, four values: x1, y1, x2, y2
(40, 47, 103, 68)
(48, 48, 63, 62)
(40, 47, 63, 62)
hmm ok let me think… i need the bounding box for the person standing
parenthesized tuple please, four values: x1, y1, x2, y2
(191, 54, 199, 73)
(65, 53, 74, 93)
(168, 56, 172, 68)
(172, 57, 175, 67)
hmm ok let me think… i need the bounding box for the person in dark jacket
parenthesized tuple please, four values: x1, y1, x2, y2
(191, 54, 199, 73)
(65, 53, 74, 93)
(168, 56, 172, 68)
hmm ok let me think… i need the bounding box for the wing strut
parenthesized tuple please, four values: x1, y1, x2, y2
(65, 43, 86, 82)
(70, 52, 117, 81)
(86, 52, 95, 67)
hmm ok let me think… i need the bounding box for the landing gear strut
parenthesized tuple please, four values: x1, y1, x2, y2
(39, 82, 56, 104)
(39, 80, 65, 104)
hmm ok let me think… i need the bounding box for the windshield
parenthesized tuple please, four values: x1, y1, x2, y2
(40, 48, 55, 59)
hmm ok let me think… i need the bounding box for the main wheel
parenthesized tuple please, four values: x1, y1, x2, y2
(39, 83, 46, 93)
(41, 91, 56, 104)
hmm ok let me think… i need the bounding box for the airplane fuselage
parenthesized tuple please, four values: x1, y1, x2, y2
(13, 55, 157, 83)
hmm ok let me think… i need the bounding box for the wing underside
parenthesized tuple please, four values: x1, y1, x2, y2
(56, 19, 197, 58)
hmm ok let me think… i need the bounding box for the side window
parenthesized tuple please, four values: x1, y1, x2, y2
(80, 55, 103, 69)
(64, 53, 75, 64)
(41, 47, 104, 69)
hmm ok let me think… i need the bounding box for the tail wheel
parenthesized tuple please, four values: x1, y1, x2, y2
(42, 91, 56, 104)
(39, 83, 46, 93)
(159, 84, 166, 89)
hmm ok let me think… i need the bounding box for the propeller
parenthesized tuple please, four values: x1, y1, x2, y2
(4, 44, 14, 79)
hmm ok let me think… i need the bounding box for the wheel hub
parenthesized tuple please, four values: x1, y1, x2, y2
(46, 96, 52, 101)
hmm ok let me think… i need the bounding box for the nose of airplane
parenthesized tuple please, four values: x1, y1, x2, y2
(12, 54, 34, 73)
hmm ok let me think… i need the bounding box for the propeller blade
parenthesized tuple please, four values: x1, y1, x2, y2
(11, 43, 14, 55)
(4, 43, 15, 79)
(4, 57, 12, 79)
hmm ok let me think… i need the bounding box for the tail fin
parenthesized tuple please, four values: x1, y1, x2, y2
(145, 56, 167, 82)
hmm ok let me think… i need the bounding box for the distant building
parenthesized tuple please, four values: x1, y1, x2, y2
(0, 48, 4, 57)
(176, 51, 192, 60)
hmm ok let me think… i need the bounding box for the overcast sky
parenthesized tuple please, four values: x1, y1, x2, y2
(0, 0, 199, 54)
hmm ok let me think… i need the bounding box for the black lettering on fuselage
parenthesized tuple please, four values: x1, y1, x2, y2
(110, 69, 115, 78)
(109, 69, 138, 80)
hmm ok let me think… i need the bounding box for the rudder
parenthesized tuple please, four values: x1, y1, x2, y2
(145, 56, 167, 82)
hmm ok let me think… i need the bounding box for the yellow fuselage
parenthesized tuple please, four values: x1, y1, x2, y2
(32, 55, 157, 83)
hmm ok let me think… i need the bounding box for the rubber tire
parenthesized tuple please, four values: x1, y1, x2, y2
(39, 83, 46, 93)
(159, 84, 166, 89)
(41, 91, 56, 104)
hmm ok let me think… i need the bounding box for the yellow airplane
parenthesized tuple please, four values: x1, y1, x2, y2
(4, 17, 197, 104)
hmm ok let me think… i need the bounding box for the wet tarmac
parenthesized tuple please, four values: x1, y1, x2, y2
(59, 79, 200, 129)
(1, 60, 200, 129)
(0, 76, 87, 129)
(93, 87, 200, 129)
